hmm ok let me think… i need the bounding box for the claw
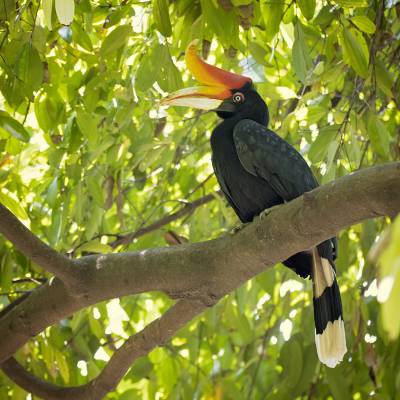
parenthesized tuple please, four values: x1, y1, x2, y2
(257, 204, 281, 221)
(230, 222, 250, 235)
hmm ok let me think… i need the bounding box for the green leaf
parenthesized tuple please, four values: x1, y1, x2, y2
(279, 335, 303, 388)
(200, 0, 238, 45)
(375, 59, 394, 97)
(350, 15, 376, 34)
(292, 22, 312, 83)
(153, 0, 172, 37)
(297, 0, 316, 20)
(308, 125, 339, 163)
(326, 366, 351, 399)
(15, 43, 44, 94)
(76, 109, 98, 147)
(339, 27, 369, 78)
(34, 91, 66, 131)
(136, 52, 156, 92)
(248, 42, 268, 66)
(46, 176, 58, 208)
(261, 0, 285, 40)
(157, 45, 183, 92)
(127, 357, 153, 382)
(0, 252, 13, 291)
(0, 111, 30, 142)
(293, 344, 318, 395)
(367, 112, 391, 158)
(55, 0, 74, 25)
(87, 174, 105, 207)
(54, 349, 70, 383)
(88, 311, 104, 339)
(71, 21, 93, 51)
(79, 240, 112, 254)
(100, 25, 132, 57)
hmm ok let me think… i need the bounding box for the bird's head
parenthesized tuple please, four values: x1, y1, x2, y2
(161, 40, 268, 124)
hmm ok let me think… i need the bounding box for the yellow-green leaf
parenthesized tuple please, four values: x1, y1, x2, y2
(0, 190, 29, 221)
(42, 0, 53, 30)
(334, 0, 368, 7)
(351, 15, 376, 34)
(54, 349, 70, 383)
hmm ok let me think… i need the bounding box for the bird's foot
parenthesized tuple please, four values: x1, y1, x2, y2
(257, 205, 281, 221)
(230, 222, 250, 235)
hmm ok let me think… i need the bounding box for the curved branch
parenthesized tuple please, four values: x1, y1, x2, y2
(0, 204, 79, 286)
(0, 162, 399, 398)
(2, 299, 204, 400)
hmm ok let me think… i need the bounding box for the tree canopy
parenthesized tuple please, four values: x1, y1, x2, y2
(0, 0, 399, 399)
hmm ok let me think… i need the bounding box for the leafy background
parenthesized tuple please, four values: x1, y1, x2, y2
(0, 0, 400, 398)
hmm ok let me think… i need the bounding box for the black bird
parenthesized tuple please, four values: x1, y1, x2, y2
(162, 40, 347, 367)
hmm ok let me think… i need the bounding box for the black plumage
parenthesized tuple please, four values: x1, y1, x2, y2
(162, 49, 347, 366)
(211, 84, 343, 339)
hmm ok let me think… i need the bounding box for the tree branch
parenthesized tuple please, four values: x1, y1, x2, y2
(1, 299, 204, 400)
(110, 191, 222, 248)
(0, 204, 79, 286)
(0, 162, 399, 399)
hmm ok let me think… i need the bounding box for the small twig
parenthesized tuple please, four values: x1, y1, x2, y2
(110, 191, 222, 248)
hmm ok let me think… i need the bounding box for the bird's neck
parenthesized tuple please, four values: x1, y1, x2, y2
(213, 108, 268, 142)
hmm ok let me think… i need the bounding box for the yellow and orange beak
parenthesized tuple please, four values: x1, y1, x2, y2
(161, 40, 252, 111)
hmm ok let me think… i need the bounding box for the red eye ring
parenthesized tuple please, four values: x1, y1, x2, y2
(232, 92, 245, 103)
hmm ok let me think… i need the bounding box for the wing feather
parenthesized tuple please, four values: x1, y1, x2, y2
(233, 119, 318, 201)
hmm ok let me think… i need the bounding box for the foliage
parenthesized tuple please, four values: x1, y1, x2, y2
(0, 0, 399, 399)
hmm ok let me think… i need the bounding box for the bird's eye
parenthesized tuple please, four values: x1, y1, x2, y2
(232, 92, 245, 103)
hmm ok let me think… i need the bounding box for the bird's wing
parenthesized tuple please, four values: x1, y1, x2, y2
(233, 119, 318, 201)
(211, 154, 244, 219)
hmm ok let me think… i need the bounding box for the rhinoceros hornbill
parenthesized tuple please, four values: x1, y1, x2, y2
(161, 40, 347, 368)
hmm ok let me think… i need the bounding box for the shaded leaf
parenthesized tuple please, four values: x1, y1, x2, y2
(297, 0, 316, 20)
(0, 111, 30, 142)
(339, 27, 369, 78)
(100, 25, 132, 57)
(153, 0, 172, 37)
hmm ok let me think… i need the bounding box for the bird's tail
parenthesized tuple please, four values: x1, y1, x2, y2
(311, 247, 347, 368)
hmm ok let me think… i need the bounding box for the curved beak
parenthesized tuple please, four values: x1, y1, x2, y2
(161, 86, 231, 111)
(161, 40, 252, 111)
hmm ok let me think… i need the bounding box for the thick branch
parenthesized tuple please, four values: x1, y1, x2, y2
(110, 191, 221, 248)
(0, 162, 399, 397)
(2, 300, 204, 400)
(0, 204, 78, 285)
